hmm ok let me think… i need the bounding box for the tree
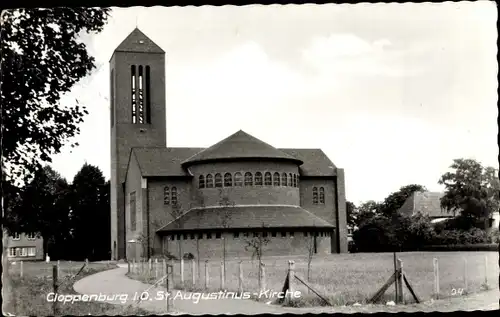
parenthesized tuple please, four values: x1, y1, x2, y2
(13, 165, 71, 259)
(355, 200, 380, 227)
(378, 184, 427, 218)
(217, 188, 234, 283)
(346, 201, 357, 227)
(70, 163, 110, 260)
(1, 8, 110, 183)
(439, 158, 500, 229)
(244, 223, 270, 287)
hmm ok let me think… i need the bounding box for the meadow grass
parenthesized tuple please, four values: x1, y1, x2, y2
(3, 260, 148, 316)
(127, 251, 498, 307)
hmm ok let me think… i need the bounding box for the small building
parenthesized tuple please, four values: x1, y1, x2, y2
(4, 231, 44, 261)
(399, 191, 500, 232)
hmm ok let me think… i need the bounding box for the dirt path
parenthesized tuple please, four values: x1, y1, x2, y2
(73, 265, 498, 314)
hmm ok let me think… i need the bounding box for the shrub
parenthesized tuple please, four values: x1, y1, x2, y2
(420, 243, 497, 252)
(183, 252, 195, 260)
(488, 228, 500, 243)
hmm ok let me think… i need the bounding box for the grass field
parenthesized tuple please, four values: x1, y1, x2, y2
(127, 251, 499, 307)
(3, 260, 148, 316)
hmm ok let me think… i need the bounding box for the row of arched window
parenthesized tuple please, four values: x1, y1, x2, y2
(313, 187, 325, 204)
(198, 172, 300, 189)
(163, 186, 178, 205)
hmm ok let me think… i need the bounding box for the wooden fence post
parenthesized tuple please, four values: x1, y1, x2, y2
(148, 258, 152, 279)
(165, 263, 171, 312)
(128, 261, 131, 274)
(53, 264, 58, 316)
(155, 259, 158, 279)
(393, 252, 398, 302)
(192, 259, 196, 286)
(238, 261, 243, 294)
(205, 260, 209, 290)
(397, 259, 404, 304)
(463, 257, 468, 292)
(163, 259, 166, 279)
(180, 258, 185, 287)
(220, 260, 225, 290)
(433, 258, 440, 299)
(20, 261, 23, 278)
(260, 262, 266, 292)
(287, 260, 295, 304)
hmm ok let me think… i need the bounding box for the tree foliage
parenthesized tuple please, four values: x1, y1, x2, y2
(378, 184, 427, 218)
(1, 8, 110, 182)
(439, 158, 500, 225)
(346, 201, 357, 227)
(11, 165, 71, 258)
(70, 163, 110, 260)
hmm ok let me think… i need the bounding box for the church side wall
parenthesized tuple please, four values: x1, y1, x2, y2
(299, 177, 341, 253)
(189, 161, 301, 207)
(163, 231, 330, 260)
(124, 154, 143, 260)
(148, 179, 193, 256)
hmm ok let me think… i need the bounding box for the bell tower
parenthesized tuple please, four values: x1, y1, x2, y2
(109, 28, 166, 260)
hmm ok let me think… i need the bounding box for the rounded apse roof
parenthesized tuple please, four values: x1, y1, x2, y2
(181, 130, 303, 166)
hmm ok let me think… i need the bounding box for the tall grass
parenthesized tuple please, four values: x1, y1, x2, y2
(127, 251, 498, 307)
(3, 261, 148, 316)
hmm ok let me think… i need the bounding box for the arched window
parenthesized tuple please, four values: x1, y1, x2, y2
(224, 173, 233, 187)
(206, 174, 214, 188)
(244, 172, 253, 186)
(296, 174, 300, 187)
(273, 172, 280, 186)
(171, 187, 178, 205)
(264, 172, 272, 186)
(234, 172, 243, 186)
(281, 173, 287, 186)
(214, 173, 223, 188)
(319, 187, 325, 204)
(163, 186, 170, 205)
(288, 173, 293, 186)
(293, 174, 297, 187)
(255, 172, 263, 186)
(198, 175, 205, 189)
(312, 187, 318, 204)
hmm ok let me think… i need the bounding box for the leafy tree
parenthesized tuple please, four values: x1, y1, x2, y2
(13, 166, 71, 259)
(70, 163, 110, 260)
(355, 200, 380, 227)
(439, 158, 500, 228)
(346, 201, 357, 227)
(1, 8, 110, 182)
(378, 184, 427, 218)
(352, 215, 395, 252)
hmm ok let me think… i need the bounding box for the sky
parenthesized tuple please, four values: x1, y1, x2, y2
(50, 2, 498, 205)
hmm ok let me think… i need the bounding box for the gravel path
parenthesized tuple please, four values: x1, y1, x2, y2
(73, 265, 498, 314)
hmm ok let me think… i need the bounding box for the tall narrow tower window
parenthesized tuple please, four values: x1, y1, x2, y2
(110, 69, 114, 126)
(138, 66, 144, 123)
(145, 66, 151, 124)
(131, 65, 137, 123)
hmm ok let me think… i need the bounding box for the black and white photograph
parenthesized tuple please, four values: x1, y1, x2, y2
(2, 2, 498, 315)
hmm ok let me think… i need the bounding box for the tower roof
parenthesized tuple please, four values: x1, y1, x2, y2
(114, 28, 165, 54)
(181, 130, 303, 166)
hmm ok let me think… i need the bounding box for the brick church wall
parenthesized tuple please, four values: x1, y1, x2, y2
(188, 161, 301, 208)
(162, 231, 331, 260)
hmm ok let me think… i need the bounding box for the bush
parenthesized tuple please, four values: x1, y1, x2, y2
(429, 228, 489, 245)
(487, 227, 499, 243)
(419, 244, 498, 252)
(183, 252, 195, 260)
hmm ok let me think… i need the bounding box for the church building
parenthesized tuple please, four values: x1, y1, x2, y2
(110, 28, 348, 260)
